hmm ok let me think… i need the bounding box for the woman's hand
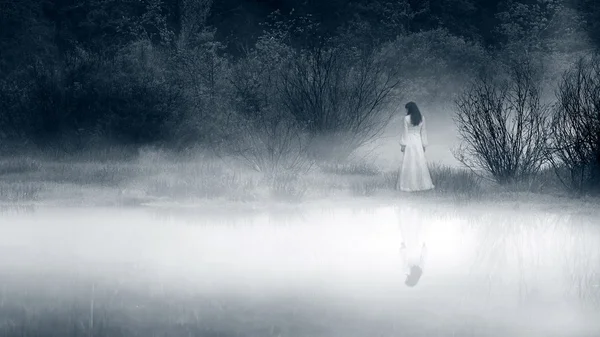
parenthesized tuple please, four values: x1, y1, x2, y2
(401, 145, 406, 153)
(423, 146, 426, 152)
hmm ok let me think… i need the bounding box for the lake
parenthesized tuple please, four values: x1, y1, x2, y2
(0, 199, 599, 337)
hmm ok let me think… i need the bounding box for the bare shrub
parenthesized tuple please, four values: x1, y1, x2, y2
(548, 54, 600, 194)
(226, 112, 312, 179)
(225, 32, 313, 178)
(224, 12, 401, 173)
(280, 40, 401, 160)
(453, 59, 550, 185)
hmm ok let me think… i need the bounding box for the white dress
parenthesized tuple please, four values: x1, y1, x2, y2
(397, 115, 435, 192)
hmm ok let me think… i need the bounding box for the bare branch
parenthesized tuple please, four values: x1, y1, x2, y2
(549, 54, 600, 194)
(453, 59, 550, 184)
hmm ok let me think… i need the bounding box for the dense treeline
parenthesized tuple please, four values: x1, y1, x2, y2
(0, 0, 598, 183)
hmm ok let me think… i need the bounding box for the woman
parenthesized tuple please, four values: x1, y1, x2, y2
(397, 102, 434, 192)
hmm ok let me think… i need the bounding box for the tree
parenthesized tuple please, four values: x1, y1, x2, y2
(42, 0, 174, 54)
(453, 59, 550, 184)
(168, 0, 232, 150)
(409, 0, 480, 39)
(346, 0, 413, 43)
(226, 20, 311, 175)
(548, 54, 600, 194)
(578, 0, 600, 50)
(176, 0, 213, 50)
(383, 28, 488, 104)
(0, 0, 186, 148)
(495, 0, 587, 54)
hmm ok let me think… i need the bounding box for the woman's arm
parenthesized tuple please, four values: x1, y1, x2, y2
(420, 116, 429, 150)
(400, 117, 408, 151)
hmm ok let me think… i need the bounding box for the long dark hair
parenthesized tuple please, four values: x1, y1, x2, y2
(405, 102, 423, 126)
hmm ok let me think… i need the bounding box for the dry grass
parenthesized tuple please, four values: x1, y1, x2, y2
(0, 182, 43, 202)
(428, 163, 483, 196)
(319, 160, 381, 176)
(0, 151, 585, 206)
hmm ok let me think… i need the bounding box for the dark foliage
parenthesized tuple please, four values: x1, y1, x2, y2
(0, 0, 599, 155)
(0, 44, 182, 149)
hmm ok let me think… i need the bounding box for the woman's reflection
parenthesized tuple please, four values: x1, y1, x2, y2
(398, 205, 428, 287)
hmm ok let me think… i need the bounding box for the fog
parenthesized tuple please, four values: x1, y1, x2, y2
(1, 200, 599, 336)
(362, 104, 460, 170)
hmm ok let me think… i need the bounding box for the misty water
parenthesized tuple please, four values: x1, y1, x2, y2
(1, 200, 599, 337)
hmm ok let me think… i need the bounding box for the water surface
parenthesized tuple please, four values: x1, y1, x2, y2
(1, 200, 599, 336)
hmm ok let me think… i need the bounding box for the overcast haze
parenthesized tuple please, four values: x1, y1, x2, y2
(1, 1, 600, 336)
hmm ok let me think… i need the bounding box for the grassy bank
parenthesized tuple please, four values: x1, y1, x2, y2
(0, 149, 589, 208)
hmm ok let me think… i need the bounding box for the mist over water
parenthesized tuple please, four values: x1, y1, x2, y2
(1, 201, 599, 336)
(3, 1, 600, 335)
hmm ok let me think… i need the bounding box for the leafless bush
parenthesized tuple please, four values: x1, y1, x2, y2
(225, 35, 313, 178)
(548, 54, 600, 194)
(280, 38, 402, 160)
(225, 13, 401, 171)
(227, 112, 312, 179)
(453, 60, 550, 184)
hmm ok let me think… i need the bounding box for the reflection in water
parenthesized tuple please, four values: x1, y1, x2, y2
(0, 202, 599, 336)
